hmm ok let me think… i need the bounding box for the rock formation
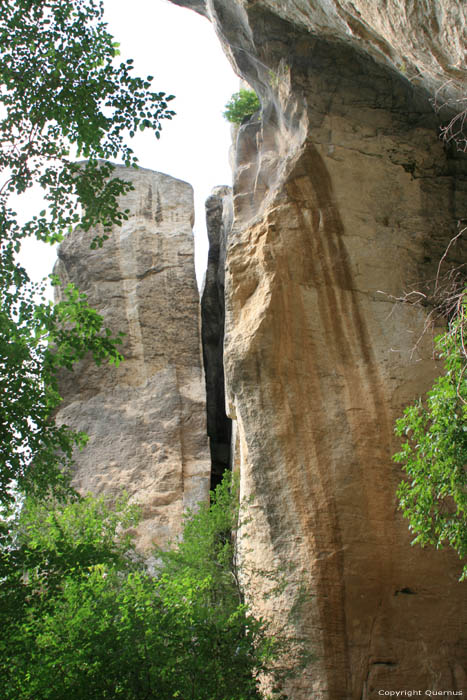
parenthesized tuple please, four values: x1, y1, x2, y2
(52, 1, 467, 696)
(173, 1, 467, 698)
(54, 166, 210, 550)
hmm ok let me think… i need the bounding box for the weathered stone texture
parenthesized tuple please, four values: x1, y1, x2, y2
(54, 166, 210, 550)
(181, 0, 466, 96)
(172, 1, 467, 698)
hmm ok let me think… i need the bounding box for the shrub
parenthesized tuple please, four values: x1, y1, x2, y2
(223, 88, 260, 124)
(394, 291, 467, 579)
(0, 475, 299, 699)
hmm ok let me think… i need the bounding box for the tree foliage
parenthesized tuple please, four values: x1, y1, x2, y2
(394, 291, 467, 579)
(223, 89, 260, 125)
(0, 475, 291, 699)
(0, 275, 124, 507)
(0, 0, 174, 241)
(0, 0, 175, 510)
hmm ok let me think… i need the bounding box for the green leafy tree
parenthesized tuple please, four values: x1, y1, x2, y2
(223, 88, 260, 125)
(0, 0, 175, 509)
(0, 494, 141, 699)
(394, 291, 467, 579)
(0, 276, 124, 507)
(0, 476, 290, 699)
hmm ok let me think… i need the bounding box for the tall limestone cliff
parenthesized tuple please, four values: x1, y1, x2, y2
(54, 166, 210, 551)
(174, 1, 467, 698)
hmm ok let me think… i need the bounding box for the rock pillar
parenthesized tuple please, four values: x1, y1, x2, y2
(54, 165, 210, 550)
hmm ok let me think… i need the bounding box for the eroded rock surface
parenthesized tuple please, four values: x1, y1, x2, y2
(173, 1, 467, 698)
(54, 166, 210, 550)
(176, 0, 466, 95)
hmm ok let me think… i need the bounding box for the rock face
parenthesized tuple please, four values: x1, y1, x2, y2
(54, 166, 210, 550)
(176, 0, 466, 96)
(174, 1, 467, 698)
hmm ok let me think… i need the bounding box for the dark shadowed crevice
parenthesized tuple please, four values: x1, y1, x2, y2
(200, 186, 233, 489)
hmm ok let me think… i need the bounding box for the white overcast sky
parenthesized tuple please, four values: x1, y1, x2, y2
(19, 0, 239, 287)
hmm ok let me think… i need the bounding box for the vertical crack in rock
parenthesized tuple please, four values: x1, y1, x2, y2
(200, 186, 234, 489)
(54, 165, 211, 551)
(118, 219, 147, 383)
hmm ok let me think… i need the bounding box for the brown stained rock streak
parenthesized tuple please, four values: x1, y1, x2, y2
(226, 142, 399, 696)
(280, 144, 395, 696)
(272, 278, 351, 698)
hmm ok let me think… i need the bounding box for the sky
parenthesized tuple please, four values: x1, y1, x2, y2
(19, 0, 239, 287)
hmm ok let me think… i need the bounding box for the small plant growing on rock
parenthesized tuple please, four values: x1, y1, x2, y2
(223, 88, 260, 124)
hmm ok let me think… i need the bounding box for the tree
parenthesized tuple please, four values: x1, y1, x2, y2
(0, 0, 175, 510)
(0, 475, 289, 699)
(393, 82, 467, 577)
(0, 276, 125, 508)
(223, 89, 260, 125)
(394, 291, 467, 579)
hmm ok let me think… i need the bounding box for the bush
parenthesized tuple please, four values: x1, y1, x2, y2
(394, 291, 467, 579)
(0, 475, 297, 699)
(223, 89, 260, 124)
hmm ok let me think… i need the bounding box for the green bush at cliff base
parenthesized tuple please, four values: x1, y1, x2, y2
(223, 88, 261, 124)
(0, 474, 300, 699)
(394, 291, 467, 580)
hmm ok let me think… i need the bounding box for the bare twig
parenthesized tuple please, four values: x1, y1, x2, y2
(432, 80, 467, 152)
(379, 226, 466, 362)
(435, 226, 467, 294)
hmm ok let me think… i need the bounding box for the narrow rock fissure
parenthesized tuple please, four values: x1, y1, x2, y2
(200, 186, 234, 490)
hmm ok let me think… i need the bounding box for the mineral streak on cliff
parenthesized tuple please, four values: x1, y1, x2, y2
(173, 1, 467, 698)
(54, 166, 210, 551)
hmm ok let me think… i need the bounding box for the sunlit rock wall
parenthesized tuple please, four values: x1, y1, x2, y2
(54, 166, 210, 550)
(171, 1, 467, 698)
